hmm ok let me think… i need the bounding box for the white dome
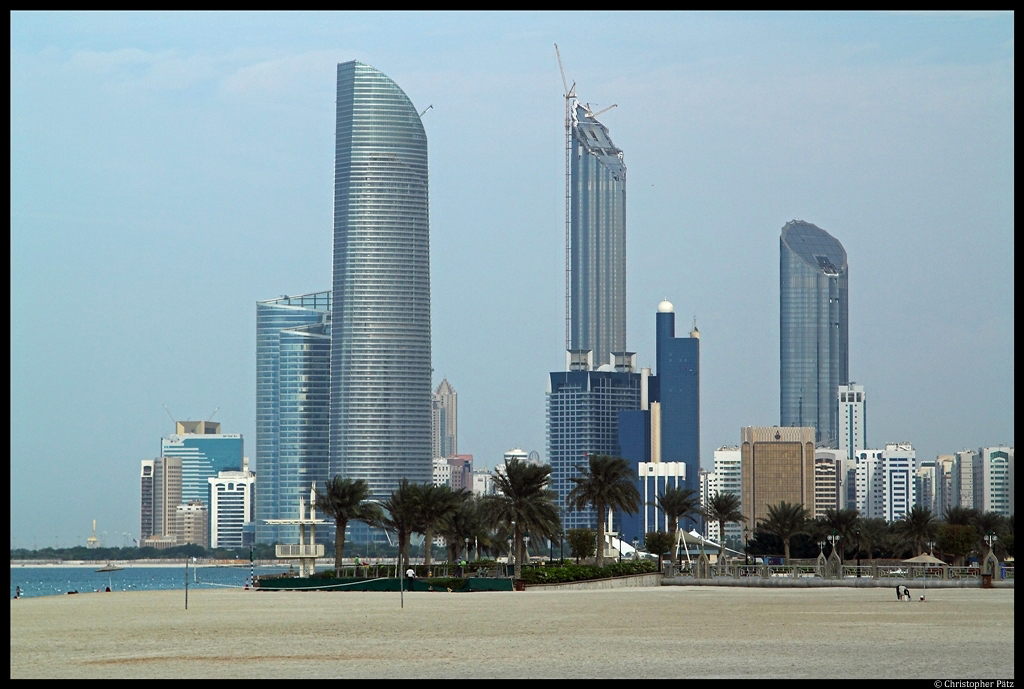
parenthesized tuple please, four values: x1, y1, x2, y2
(657, 300, 674, 313)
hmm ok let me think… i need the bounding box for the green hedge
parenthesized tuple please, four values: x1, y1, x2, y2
(520, 559, 656, 585)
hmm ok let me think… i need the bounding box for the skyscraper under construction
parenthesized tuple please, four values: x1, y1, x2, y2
(569, 102, 627, 369)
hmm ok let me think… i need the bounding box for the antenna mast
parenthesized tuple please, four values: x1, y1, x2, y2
(555, 44, 576, 354)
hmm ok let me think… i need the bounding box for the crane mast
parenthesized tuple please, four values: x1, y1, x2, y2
(555, 44, 575, 355)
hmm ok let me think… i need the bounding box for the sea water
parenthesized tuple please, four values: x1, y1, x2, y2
(9, 564, 294, 599)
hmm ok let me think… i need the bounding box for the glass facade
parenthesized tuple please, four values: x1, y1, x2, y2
(160, 434, 243, 508)
(653, 309, 700, 494)
(571, 103, 626, 369)
(780, 220, 848, 447)
(255, 292, 331, 544)
(331, 62, 432, 500)
(548, 370, 641, 531)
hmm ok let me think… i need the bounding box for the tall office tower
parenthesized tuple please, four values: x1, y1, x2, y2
(915, 460, 938, 515)
(855, 443, 916, 522)
(934, 454, 956, 517)
(652, 300, 700, 493)
(813, 452, 841, 518)
(150, 455, 182, 542)
(974, 447, 1014, 517)
(953, 449, 977, 509)
(548, 351, 642, 532)
(740, 426, 816, 529)
(620, 461, 687, 545)
(780, 220, 849, 447)
(837, 383, 865, 460)
(431, 379, 457, 459)
(331, 61, 432, 499)
(208, 469, 255, 549)
(161, 421, 243, 511)
(255, 291, 331, 545)
(140, 459, 155, 540)
(570, 102, 626, 369)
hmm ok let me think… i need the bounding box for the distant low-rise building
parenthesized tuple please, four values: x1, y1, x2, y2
(175, 500, 209, 547)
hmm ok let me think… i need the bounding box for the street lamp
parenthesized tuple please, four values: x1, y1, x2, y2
(827, 531, 840, 557)
(927, 539, 936, 557)
(618, 532, 622, 564)
(743, 527, 750, 566)
(559, 532, 564, 564)
(524, 534, 530, 568)
(855, 528, 862, 577)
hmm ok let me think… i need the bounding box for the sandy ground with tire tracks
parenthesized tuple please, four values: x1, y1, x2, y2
(10, 586, 1013, 678)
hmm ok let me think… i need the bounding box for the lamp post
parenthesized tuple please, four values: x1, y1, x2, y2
(743, 527, 750, 566)
(465, 537, 469, 563)
(855, 528, 861, 577)
(927, 539, 936, 557)
(559, 532, 564, 564)
(524, 534, 530, 569)
(827, 531, 840, 558)
(617, 532, 622, 564)
(509, 520, 516, 578)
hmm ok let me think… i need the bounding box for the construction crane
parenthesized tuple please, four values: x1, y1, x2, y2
(207, 407, 219, 422)
(584, 103, 617, 119)
(419, 104, 433, 117)
(555, 44, 576, 354)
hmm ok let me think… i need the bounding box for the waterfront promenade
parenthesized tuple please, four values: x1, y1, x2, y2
(10, 585, 1013, 678)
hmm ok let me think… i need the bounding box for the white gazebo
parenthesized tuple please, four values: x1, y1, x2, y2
(264, 484, 326, 577)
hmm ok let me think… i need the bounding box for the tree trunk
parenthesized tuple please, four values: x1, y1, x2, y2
(424, 526, 432, 569)
(514, 523, 522, 580)
(783, 538, 791, 564)
(669, 527, 678, 567)
(719, 520, 727, 573)
(595, 502, 606, 568)
(335, 518, 347, 571)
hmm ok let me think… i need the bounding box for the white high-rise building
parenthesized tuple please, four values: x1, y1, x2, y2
(208, 469, 255, 549)
(837, 383, 866, 462)
(974, 447, 1014, 517)
(855, 443, 916, 521)
(703, 446, 742, 543)
(432, 458, 452, 488)
(953, 450, 977, 509)
(814, 450, 844, 518)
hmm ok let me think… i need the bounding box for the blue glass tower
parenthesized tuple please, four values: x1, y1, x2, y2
(331, 61, 432, 501)
(160, 426, 243, 509)
(255, 291, 331, 544)
(570, 103, 626, 369)
(780, 220, 848, 448)
(548, 362, 642, 531)
(653, 300, 700, 491)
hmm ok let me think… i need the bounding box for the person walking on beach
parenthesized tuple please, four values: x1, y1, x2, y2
(14, 586, 21, 599)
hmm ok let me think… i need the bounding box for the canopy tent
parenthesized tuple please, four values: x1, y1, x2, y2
(901, 554, 946, 564)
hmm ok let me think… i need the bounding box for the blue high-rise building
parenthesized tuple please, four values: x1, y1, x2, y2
(255, 291, 331, 544)
(548, 351, 642, 532)
(331, 61, 432, 500)
(570, 103, 627, 369)
(160, 421, 243, 511)
(653, 300, 700, 491)
(780, 219, 849, 447)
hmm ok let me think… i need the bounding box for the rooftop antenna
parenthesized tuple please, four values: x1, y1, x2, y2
(555, 43, 576, 354)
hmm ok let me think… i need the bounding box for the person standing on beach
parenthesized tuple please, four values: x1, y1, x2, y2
(14, 586, 21, 599)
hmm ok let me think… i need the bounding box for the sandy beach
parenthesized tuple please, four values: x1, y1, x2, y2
(10, 586, 1014, 678)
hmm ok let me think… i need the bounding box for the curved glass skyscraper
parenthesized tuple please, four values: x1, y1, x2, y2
(255, 291, 331, 544)
(780, 220, 848, 448)
(331, 61, 432, 499)
(571, 103, 626, 368)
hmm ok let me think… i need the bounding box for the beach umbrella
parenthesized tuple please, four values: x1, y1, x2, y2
(901, 554, 945, 564)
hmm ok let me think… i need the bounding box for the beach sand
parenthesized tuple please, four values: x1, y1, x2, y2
(10, 586, 1014, 678)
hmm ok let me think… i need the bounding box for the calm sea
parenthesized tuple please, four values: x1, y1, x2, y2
(9, 564, 294, 599)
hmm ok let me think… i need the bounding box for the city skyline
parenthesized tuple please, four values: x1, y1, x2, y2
(11, 12, 1013, 545)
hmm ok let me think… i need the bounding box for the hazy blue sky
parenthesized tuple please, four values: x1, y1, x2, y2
(11, 11, 1013, 548)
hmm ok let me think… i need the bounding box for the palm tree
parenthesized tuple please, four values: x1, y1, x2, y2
(437, 495, 486, 564)
(314, 476, 381, 571)
(653, 487, 701, 567)
(567, 454, 642, 568)
(856, 518, 890, 560)
(972, 511, 1005, 561)
(702, 492, 745, 570)
(893, 505, 938, 557)
(480, 457, 561, 579)
(756, 501, 809, 563)
(378, 479, 421, 575)
(415, 484, 468, 570)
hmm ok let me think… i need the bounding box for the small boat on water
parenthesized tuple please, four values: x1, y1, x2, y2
(95, 563, 124, 572)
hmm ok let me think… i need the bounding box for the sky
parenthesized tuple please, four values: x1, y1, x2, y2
(10, 11, 1014, 548)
